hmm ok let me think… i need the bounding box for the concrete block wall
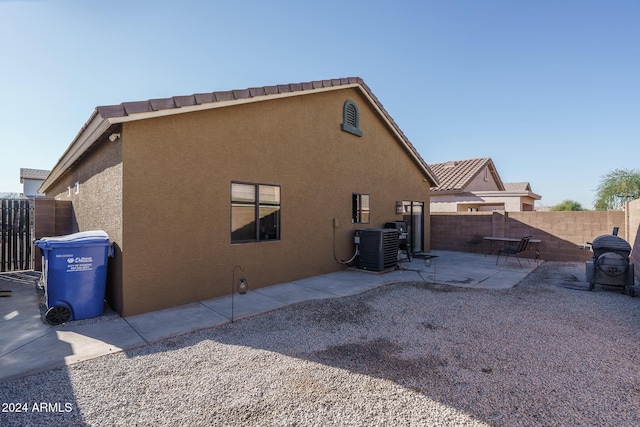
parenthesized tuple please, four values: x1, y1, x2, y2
(431, 210, 626, 262)
(33, 198, 73, 239)
(509, 211, 624, 262)
(627, 199, 640, 280)
(33, 198, 73, 270)
(430, 212, 494, 252)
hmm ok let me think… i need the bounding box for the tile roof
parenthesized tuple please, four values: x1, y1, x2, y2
(41, 77, 439, 192)
(428, 157, 503, 192)
(99, 78, 373, 119)
(504, 182, 532, 192)
(20, 168, 50, 181)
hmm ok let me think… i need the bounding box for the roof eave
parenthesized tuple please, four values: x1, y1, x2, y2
(104, 83, 357, 124)
(430, 188, 464, 195)
(351, 85, 439, 186)
(39, 110, 111, 193)
(472, 190, 542, 200)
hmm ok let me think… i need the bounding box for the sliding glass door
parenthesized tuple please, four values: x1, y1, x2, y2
(403, 201, 424, 253)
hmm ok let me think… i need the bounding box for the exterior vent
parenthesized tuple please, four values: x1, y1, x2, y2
(356, 228, 399, 271)
(341, 100, 363, 137)
(346, 105, 356, 124)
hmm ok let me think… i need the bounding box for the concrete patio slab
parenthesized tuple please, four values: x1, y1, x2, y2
(124, 302, 229, 343)
(426, 251, 538, 289)
(0, 318, 145, 382)
(0, 274, 49, 357)
(289, 271, 400, 296)
(200, 291, 287, 320)
(56, 320, 146, 362)
(251, 281, 338, 304)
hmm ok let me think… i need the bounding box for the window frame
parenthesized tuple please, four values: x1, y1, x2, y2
(352, 193, 370, 224)
(231, 181, 281, 244)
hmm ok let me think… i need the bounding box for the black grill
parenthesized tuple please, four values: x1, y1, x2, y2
(384, 221, 412, 261)
(586, 234, 635, 296)
(590, 235, 631, 257)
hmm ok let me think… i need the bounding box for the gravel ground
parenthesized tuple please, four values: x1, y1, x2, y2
(1, 261, 639, 426)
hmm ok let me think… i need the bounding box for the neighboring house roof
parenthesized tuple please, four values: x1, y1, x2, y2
(40, 77, 439, 192)
(504, 182, 532, 192)
(20, 168, 50, 183)
(428, 157, 504, 192)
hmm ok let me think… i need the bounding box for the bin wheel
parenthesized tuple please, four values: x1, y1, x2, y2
(46, 306, 71, 325)
(588, 282, 595, 291)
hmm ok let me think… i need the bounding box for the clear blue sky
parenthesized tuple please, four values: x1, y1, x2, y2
(1, 0, 638, 208)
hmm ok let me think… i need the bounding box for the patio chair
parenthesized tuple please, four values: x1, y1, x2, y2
(496, 236, 531, 267)
(465, 234, 485, 254)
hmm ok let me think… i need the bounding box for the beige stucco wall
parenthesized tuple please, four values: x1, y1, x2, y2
(115, 88, 430, 315)
(44, 136, 124, 310)
(494, 195, 536, 212)
(430, 193, 534, 212)
(429, 166, 538, 213)
(46, 137, 123, 239)
(467, 167, 500, 191)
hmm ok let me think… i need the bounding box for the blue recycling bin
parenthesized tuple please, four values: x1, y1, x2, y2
(35, 230, 113, 325)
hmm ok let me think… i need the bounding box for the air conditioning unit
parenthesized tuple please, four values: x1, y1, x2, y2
(355, 228, 399, 271)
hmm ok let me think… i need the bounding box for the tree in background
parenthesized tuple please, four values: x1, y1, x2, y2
(551, 200, 585, 211)
(594, 168, 640, 210)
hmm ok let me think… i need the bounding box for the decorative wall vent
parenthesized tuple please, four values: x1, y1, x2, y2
(341, 100, 362, 137)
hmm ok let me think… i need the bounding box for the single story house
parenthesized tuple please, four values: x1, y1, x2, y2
(39, 77, 438, 316)
(428, 157, 541, 212)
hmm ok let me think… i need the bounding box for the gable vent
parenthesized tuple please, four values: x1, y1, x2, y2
(341, 100, 363, 137)
(346, 104, 357, 126)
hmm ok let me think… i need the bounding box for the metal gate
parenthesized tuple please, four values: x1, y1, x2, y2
(1, 198, 33, 272)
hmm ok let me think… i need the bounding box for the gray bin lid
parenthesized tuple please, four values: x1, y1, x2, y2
(35, 230, 111, 249)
